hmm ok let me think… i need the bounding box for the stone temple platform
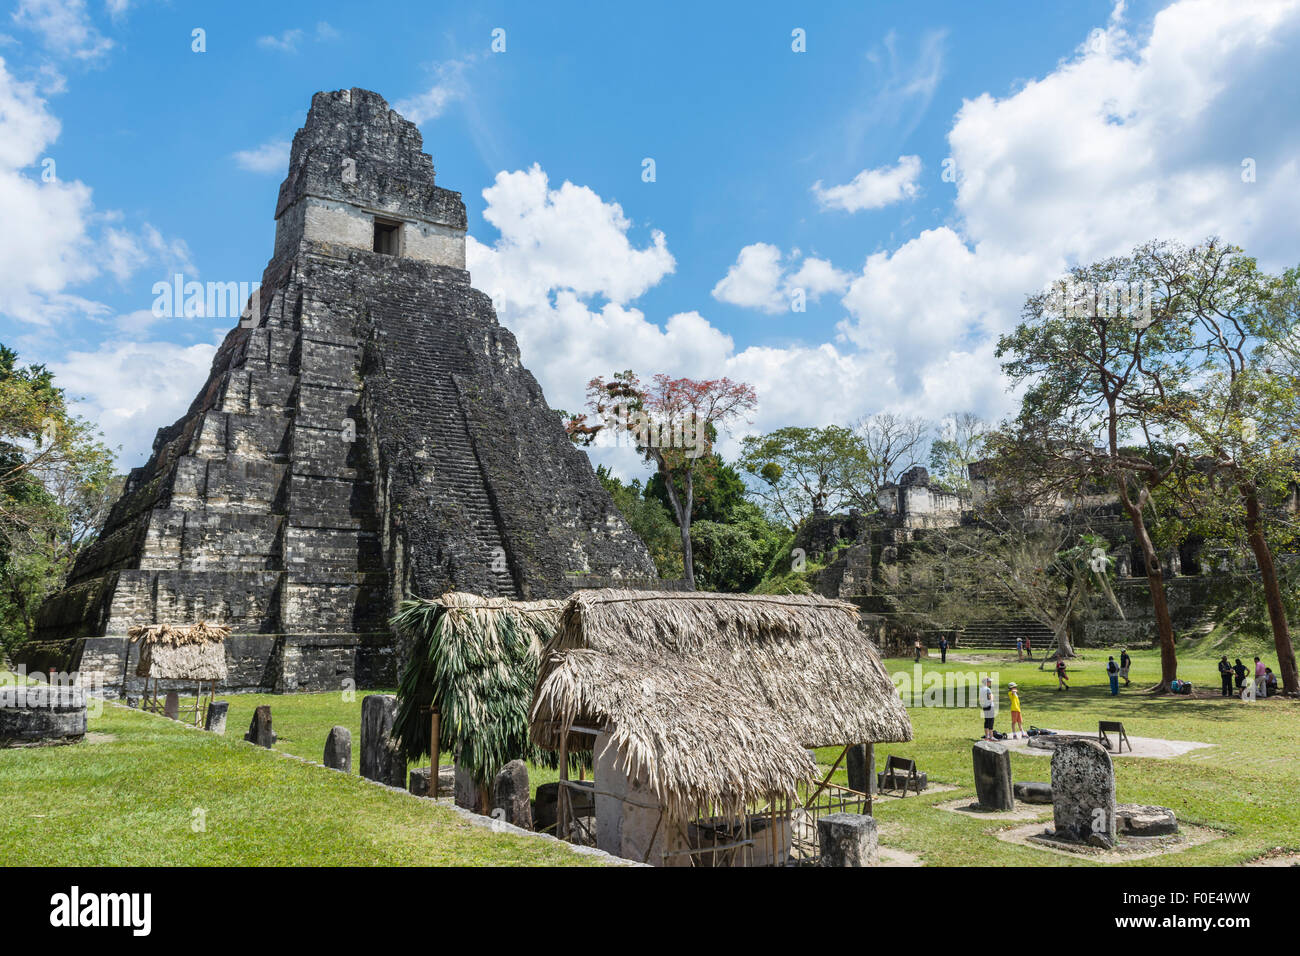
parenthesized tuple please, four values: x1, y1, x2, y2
(20, 89, 659, 695)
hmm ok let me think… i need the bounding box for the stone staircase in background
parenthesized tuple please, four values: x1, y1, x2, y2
(955, 618, 1055, 651)
(370, 286, 521, 601)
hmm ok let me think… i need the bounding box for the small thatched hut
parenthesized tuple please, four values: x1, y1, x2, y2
(129, 622, 230, 724)
(531, 589, 912, 866)
(391, 591, 564, 806)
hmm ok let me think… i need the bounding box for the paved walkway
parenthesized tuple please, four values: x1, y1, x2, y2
(1000, 729, 1212, 759)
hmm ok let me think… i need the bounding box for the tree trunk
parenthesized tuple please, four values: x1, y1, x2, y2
(1050, 620, 1076, 659)
(681, 466, 695, 589)
(1242, 484, 1299, 696)
(657, 455, 696, 590)
(1124, 500, 1178, 691)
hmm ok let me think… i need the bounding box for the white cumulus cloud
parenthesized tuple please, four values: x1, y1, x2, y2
(233, 139, 290, 175)
(711, 243, 848, 314)
(813, 155, 922, 212)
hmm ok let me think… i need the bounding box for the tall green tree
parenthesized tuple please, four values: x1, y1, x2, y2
(1140, 240, 1300, 694)
(570, 371, 757, 589)
(995, 250, 1195, 691)
(0, 345, 116, 653)
(737, 424, 874, 529)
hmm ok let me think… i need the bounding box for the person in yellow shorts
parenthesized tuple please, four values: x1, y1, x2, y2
(1008, 682, 1024, 738)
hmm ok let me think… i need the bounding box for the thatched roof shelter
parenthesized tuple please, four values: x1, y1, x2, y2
(129, 622, 230, 681)
(531, 590, 912, 816)
(392, 591, 564, 788)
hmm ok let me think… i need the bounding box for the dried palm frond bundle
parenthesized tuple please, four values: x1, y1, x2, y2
(392, 592, 564, 790)
(531, 589, 912, 814)
(130, 621, 230, 680)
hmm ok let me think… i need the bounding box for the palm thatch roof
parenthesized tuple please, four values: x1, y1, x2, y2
(531, 589, 912, 815)
(129, 622, 230, 681)
(392, 592, 564, 789)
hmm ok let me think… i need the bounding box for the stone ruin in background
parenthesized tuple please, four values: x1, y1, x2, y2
(785, 461, 1281, 654)
(22, 89, 658, 695)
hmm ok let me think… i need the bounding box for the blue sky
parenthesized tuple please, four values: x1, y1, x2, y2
(2, 0, 1299, 478)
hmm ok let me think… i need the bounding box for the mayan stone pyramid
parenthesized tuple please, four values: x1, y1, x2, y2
(28, 88, 657, 693)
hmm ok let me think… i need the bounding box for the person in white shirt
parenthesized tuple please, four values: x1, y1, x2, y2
(980, 677, 997, 740)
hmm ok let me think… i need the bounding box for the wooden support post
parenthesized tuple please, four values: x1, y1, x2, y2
(866, 743, 874, 816)
(429, 706, 440, 799)
(558, 734, 570, 842)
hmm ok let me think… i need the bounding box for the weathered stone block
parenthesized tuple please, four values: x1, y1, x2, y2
(817, 813, 879, 867)
(203, 700, 228, 734)
(1013, 781, 1052, 804)
(359, 694, 403, 787)
(409, 764, 453, 797)
(1117, 804, 1178, 837)
(1051, 738, 1116, 844)
(324, 725, 351, 772)
(492, 759, 532, 829)
(973, 741, 1013, 810)
(0, 685, 86, 747)
(244, 704, 274, 748)
(846, 743, 876, 795)
(163, 691, 179, 720)
(454, 763, 484, 812)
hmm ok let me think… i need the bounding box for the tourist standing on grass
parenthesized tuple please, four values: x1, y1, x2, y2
(980, 677, 996, 740)
(1119, 648, 1132, 686)
(939, 634, 949, 663)
(1218, 656, 1234, 697)
(1255, 657, 1266, 697)
(1106, 656, 1120, 696)
(1024, 637, 1033, 660)
(1016, 636, 1024, 661)
(914, 639, 923, 663)
(1008, 682, 1023, 738)
(1233, 658, 1247, 690)
(1055, 656, 1069, 690)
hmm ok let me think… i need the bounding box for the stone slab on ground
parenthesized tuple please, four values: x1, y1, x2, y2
(1006, 729, 1211, 759)
(877, 770, 928, 793)
(409, 764, 456, 798)
(997, 821, 1223, 861)
(1014, 781, 1053, 804)
(1117, 804, 1178, 836)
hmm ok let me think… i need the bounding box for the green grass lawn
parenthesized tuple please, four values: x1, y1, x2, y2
(2, 636, 1295, 866)
(0, 697, 593, 866)
(813, 642, 1300, 866)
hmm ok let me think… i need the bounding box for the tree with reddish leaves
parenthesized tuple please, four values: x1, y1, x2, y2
(569, 370, 757, 589)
